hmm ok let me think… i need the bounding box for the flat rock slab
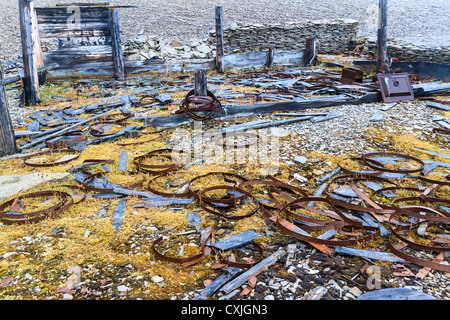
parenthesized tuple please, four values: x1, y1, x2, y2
(0, 172, 69, 201)
(356, 288, 437, 300)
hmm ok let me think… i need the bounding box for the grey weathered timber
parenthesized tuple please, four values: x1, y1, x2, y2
(304, 38, 317, 66)
(19, 0, 40, 105)
(215, 6, 224, 73)
(334, 246, 405, 263)
(19, 106, 121, 150)
(266, 47, 274, 68)
(193, 267, 242, 300)
(108, 8, 125, 80)
(357, 288, 437, 300)
(111, 200, 127, 232)
(0, 63, 18, 156)
(376, 0, 388, 74)
(220, 249, 285, 294)
(210, 229, 261, 251)
(194, 69, 208, 96)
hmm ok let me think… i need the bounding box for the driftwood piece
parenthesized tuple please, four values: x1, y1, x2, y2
(220, 249, 285, 294)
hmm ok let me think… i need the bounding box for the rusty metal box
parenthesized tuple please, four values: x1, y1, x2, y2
(377, 73, 414, 103)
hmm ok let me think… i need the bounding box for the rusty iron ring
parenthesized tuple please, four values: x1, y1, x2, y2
(391, 196, 450, 220)
(326, 175, 398, 216)
(238, 179, 308, 211)
(23, 149, 80, 168)
(0, 190, 74, 225)
(78, 159, 144, 193)
(133, 148, 185, 175)
(198, 185, 260, 220)
(117, 129, 165, 147)
(277, 197, 363, 231)
(337, 157, 383, 177)
(272, 214, 380, 247)
(177, 89, 222, 121)
(188, 172, 248, 200)
(44, 130, 87, 150)
(211, 242, 264, 269)
(360, 152, 425, 174)
(151, 228, 214, 268)
(147, 174, 192, 199)
(387, 210, 450, 272)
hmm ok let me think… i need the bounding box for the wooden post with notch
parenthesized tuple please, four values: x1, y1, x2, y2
(0, 63, 18, 156)
(19, 0, 40, 105)
(109, 8, 125, 80)
(194, 69, 208, 97)
(376, 0, 388, 74)
(215, 6, 224, 73)
(304, 38, 317, 66)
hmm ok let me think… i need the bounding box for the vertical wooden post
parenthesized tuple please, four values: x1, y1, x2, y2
(194, 69, 208, 97)
(0, 63, 18, 156)
(376, 0, 388, 74)
(266, 47, 274, 68)
(30, 1, 43, 69)
(19, 0, 40, 105)
(215, 6, 224, 73)
(109, 8, 125, 80)
(304, 38, 317, 66)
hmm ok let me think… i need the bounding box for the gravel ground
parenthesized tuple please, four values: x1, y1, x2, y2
(1, 0, 449, 60)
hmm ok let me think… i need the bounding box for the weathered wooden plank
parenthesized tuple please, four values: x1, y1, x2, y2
(215, 6, 224, 73)
(220, 249, 285, 294)
(194, 69, 208, 96)
(304, 38, 317, 66)
(376, 0, 388, 73)
(108, 8, 125, 80)
(19, 0, 40, 105)
(0, 63, 18, 156)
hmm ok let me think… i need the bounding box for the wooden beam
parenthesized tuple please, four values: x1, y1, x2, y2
(304, 38, 317, 66)
(376, 0, 388, 74)
(215, 6, 224, 73)
(266, 47, 274, 68)
(30, 1, 44, 69)
(194, 69, 207, 96)
(0, 63, 18, 156)
(108, 8, 125, 80)
(19, 0, 40, 105)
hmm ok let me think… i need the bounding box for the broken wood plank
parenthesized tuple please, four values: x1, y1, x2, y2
(111, 200, 127, 232)
(194, 69, 208, 97)
(426, 101, 450, 112)
(335, 246, 405, 263)
(193, 267, 242, 300)
(118, 151, 127, 171)
(0, 63, 18, 156)
(220, 248, 285, 294)
(210, 229, 261, 251)
(19, 106, 122, 150)
(357, 288, 437, 300)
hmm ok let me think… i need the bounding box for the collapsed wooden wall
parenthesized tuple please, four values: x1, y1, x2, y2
(35, 5, 123, 80)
